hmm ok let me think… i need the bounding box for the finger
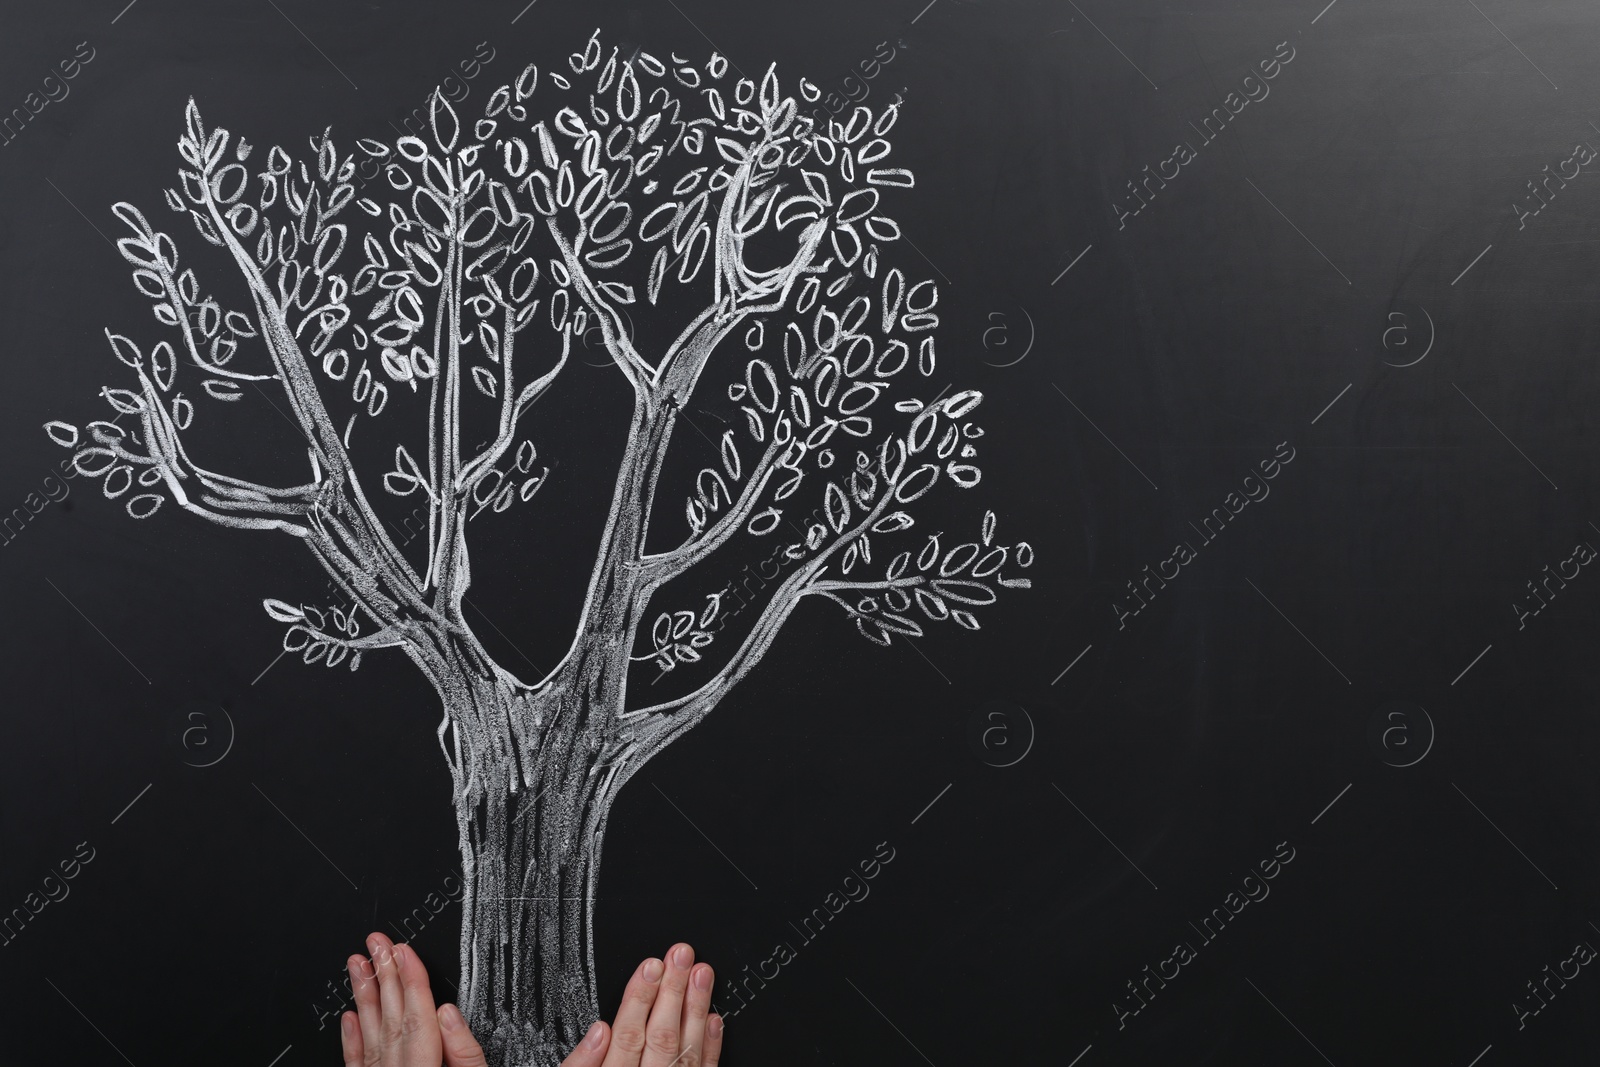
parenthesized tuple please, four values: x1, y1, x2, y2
(367, 933, 405, 1045)
(640, 944, 694, 1067)
(340, 1010, 365, 1067)
(702, 1014, 724, 1067)
(678, 964, 713, 1067)
(439, 1003, 490, 1067)
(348, 953, 384, 1057)
(560, 1020, 611, 1067)
(601, 956, 664, 1067)
(394, 944, 442, 1066)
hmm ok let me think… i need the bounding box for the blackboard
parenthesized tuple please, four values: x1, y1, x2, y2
(4, 1, 1600, 1064)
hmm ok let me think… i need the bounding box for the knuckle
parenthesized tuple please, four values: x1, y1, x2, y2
(610, 1022, 648, 1055)
(645, 1024, 681, 1056)
(399, 1011, 429, 1037)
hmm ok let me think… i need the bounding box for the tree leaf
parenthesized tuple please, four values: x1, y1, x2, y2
(430, 90, 460, 154)
(44, 421, 78, 448)
(263, 598, 305, 623)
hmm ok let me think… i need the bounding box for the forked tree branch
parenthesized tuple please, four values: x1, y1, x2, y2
(185, 152, 431, 619)
(639, 434, 784, 583)
(625, 435, 909, 735)
(458, 316, 570, 494)
(545, 218, 653, 391)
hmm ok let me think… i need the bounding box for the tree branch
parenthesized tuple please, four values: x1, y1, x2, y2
(139, 250, 276, 384)
(192, 165, 424, 602)
(302, 508, 446, 646)
(810, 576, 926, 594)
(290, 620, 410, 655)
(625, 550, 825, 728)
(638, 434, 783, 583)
(545, 218, 653, 391)
(458, 313, 571, 494)
(129, 366, 318, 535)
(624, 177, 831, 586)
(420, 218, 459, 597)
(625, 436, 910, 736)
(653, 167, 830, 403)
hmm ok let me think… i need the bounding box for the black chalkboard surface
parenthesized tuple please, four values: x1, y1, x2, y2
(4, 1, 1600, 1064)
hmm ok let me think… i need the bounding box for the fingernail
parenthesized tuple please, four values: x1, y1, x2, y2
(394, 944, 410, 965)
(672, 944, 692, 969)
(439, 1003, 463, 1032)
(583, 1021, 606, 1049)
(693, 965, 712, 991)
(642, 958, 664, 982)
(341, 1012, 356, 1038)
(708, 1014, 723, 1038)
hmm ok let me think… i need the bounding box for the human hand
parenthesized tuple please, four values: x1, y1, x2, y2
(587, 942, 723, 1067)
(339, 933, 724, 1067)
(340, 932, 486, 1067)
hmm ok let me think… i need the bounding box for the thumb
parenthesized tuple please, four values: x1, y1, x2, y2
(560, 1021, 610, 1067)
(437, 1004, 488, 1067)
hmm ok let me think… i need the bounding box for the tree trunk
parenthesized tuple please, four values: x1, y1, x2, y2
(433, 396, 670, 1065)
(460, 753, 616, 1067)
(424, 641, 630, 1067)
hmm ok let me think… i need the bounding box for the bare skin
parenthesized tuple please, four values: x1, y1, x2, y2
(340, 932, 724, 1067)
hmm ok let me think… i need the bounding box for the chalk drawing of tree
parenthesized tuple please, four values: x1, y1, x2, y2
(45, 30, 1032, 1066)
